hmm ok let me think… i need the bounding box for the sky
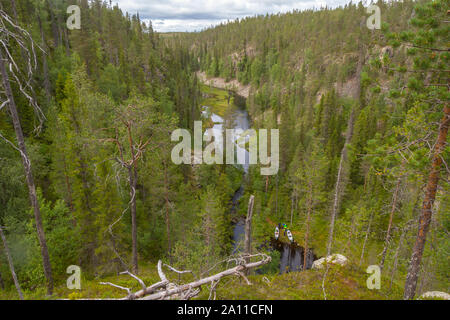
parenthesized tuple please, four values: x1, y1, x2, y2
(113, 0, 356, 32)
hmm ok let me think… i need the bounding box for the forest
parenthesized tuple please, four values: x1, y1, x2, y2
(0, 0, 448, 301)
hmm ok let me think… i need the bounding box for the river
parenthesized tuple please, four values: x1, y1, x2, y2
(202, 89, 316, 274)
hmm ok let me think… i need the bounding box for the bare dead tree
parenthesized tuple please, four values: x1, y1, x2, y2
(244, 195, 255, 273)
(380, 175, 403, 270)
(0, 226, 23, 299)
(0, 9, 53, 295)
(326, 107, 354, 256)
(100, 254, 270, 300)
(304, 178, 313, 271)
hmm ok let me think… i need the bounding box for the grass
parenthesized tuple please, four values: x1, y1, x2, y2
(0, 261, 162, 300)
(200, 84, 236, 117)
(0, 261, 404, 300)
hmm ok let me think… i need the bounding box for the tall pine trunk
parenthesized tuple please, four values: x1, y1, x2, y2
(403, 105, 449, 299)
(0, 50, 53, 295)
(326, 108, 354, 256)
(380, 176, 402, 270)
(163, 160, 172, 262)
(127, 126, 138, 274)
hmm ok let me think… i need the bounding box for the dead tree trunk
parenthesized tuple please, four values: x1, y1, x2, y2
(326, 108, 354, 256)
(0, 49, 53, 295)
(389, 227, 405, 290)
(0, 227, 23, 299)
(10, 0, 18, 22)
(163, 160, 172, 261)
(380, 176, 402, 270)
(244, 195, 255, 273)
(126, 125, 139, 274)
(404, 105, 449, 300)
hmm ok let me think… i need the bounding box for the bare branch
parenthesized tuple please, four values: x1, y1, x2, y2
(157, 260, 168, 283)
(119, 271, 146, 291)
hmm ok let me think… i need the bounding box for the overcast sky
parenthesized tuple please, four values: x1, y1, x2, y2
(113, 0, 356, 32)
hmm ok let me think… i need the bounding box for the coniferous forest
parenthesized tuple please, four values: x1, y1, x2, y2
(0, 0, 448, 301)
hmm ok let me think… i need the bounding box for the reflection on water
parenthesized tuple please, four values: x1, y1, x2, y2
(203, 101, 250, 255)
(273, 240, 317, 274)
(203, 92, 315, 274)
(202, 105, 251, 173)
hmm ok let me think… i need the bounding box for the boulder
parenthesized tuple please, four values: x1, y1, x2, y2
(312, 254, 348, 270)
(380, 46, 394, 59)
(420, 291, 450, 300)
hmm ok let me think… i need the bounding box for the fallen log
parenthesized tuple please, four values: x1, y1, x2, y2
(102, 253, 271, 300)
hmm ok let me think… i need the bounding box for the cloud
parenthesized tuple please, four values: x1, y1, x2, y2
(113, 0, 354, 32)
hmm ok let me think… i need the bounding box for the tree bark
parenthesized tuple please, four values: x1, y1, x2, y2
(0, 227, 23, 299)
(0, 49, 53, 295)
(244, 195, 255, 263)
(163, 160, 172, 261)
(359, 211, 374, 267)
(127, 126, 138, 274)
(380, 176, 402, 270)
(344, 213, 357, 256)
(37, 12, 51, 102)
(404, 105, 449, 300)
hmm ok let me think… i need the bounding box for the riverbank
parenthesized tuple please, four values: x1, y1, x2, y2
(197, 71, 251, 98)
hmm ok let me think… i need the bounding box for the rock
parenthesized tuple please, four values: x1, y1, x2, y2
(312, 254, 348, 270)
(380, 46, 394, 59)
(420, 291, 450, 300)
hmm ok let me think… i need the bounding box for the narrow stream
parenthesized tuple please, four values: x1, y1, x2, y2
(202, 90, 316, 274)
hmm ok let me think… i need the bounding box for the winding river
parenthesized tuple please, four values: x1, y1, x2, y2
(202, 89, 316, 274)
